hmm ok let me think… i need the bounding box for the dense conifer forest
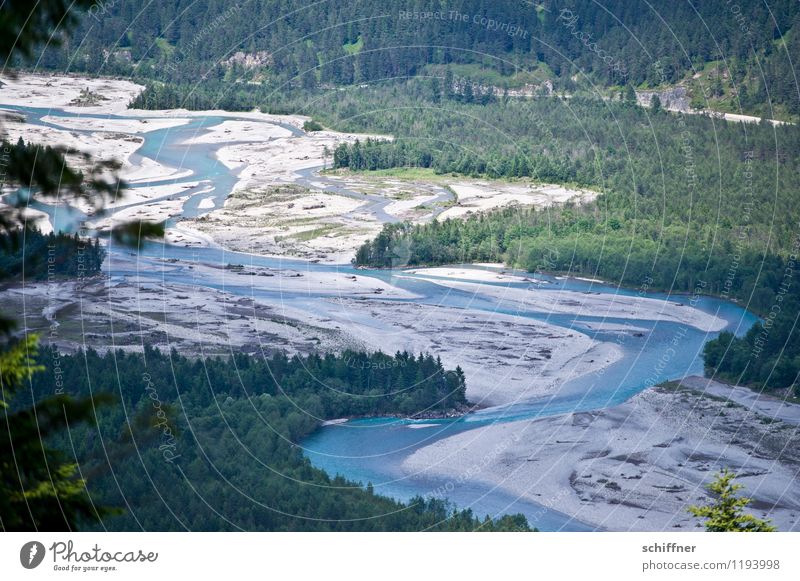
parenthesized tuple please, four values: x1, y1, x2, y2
(31, 1, 800, 117)
(16, 346, 529, 530)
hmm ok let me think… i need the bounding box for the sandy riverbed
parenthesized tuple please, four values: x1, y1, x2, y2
(0, 75, 196, 227)
(184, 185, 383, 263)
(415, 278, 726, 332)
(404, 377, 800, 531)
(0, 72, 303, 128)
(439, 182, 599, 220)
(0, 251, 415, 356)
(0, 252, 623, 406)
(285, 297, 623, 406)
(403, 267, 541, 284)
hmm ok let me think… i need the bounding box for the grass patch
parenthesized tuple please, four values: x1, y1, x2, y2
(154, 37, 174, 57)
(342, 36, 363, 55)
(303, 119, 324, 132)
(422, 63, 552, 88)
(279, 224, 339, 242)
(355, 167, 448, 181)
(389, 191, 417, 200)
(279, 216, 327, 227)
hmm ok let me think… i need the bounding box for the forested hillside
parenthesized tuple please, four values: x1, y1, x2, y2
(345, 85, 799, 269)
(17, 346, 529, 530)
(30, 0, 800, 118)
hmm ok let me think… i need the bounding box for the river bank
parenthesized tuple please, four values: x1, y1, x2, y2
(320, 401, 483, 426)
(402, 275, 727, 332)
(403, 376, 800, 531)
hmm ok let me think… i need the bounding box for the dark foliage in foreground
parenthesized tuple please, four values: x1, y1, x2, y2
(1, 0, 165, 533)
(0, 228, 104, 281)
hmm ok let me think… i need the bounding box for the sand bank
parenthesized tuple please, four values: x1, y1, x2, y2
(1, 251, 623, 408)
(404, 267, 540, 284)
(3, 108, 192, 193)
(1, 118, 143, 172)
(182, 119, 292, 144)
(404, 379, 800, 531)
(418, 278, 727, 332)
(574, 320, 650, 334)
(42, 115, 190, 134)
(215, 130, 385, 188)
(0, 259, 396, 357)
(86, 182, 209, 231)
(183, 185, 382, 264)
(297, 298, 622, 406)
(0, 72, 144, 114)
(19, 207, 53, 234)
(3, 276, 347, 357)
(180, 260, 418, 300)
(439, 182, 599, 220)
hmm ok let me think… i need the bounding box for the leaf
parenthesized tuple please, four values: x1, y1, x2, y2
(0, 0, 98, 61)
(110, 221, 165, 248)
